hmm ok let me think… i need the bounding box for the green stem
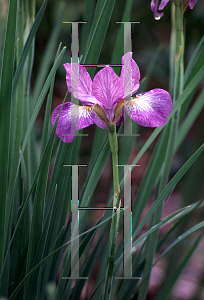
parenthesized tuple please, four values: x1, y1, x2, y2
(170, 0, 184, 101)
(108, 124, 119, 206)
(138, 2, 184, 299)
(103, 123, 120, 300)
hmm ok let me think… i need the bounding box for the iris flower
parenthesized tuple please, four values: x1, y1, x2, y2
(151, 0, 197, 19)
(51, 52, 172, 143)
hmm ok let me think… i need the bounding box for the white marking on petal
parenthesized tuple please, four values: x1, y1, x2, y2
(124, 89, 172, 127)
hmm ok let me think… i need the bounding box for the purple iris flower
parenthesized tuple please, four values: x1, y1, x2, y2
(51, 52, 172, 143)
(151, 0, 197, 19)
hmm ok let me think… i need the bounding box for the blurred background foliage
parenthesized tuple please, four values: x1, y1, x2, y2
(1, 0, 203, 101)
(34, 1, 204, 298)
(1, 0, 204, 299)
(31, 0, 204, 80)
(18, 0, 204, 168)
(25, 0, 204, 193)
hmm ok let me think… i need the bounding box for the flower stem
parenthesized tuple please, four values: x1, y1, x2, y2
(138, 2, 184, 299)
(102, 123, 120, 300)
(170, 0, 184, 101)
(107, 124, 119, 204)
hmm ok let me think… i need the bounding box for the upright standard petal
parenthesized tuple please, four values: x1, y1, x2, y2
(64, 63, 99, 105)
(51, 103, 95, 143)
(92, 66, 124, 110)
(125, 89, 172, 127)
(120, 52, 140, 97)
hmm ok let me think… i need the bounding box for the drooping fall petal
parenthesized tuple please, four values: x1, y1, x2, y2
(124, 89, 172, 127)
(51, 102, 95, 143)
(52, 52, 172, 143)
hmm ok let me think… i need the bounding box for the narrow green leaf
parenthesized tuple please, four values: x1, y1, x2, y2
(44, 138, 72, 221)
(80, 137, 110, 208)
(7, 0, 26, 245)
(179, 35, 204, 122)
(184, 35, 204, 83)
(25, 134, 54, 297)
(10, 46, 66, 206)
(82, 0, 116, 74)
(133, 142, 204, 240)
(153, 221, 204, 267)
(156, 199, 204, 252)
(35, 187, 58, 300)
(0, 0, 18, 274)
(139, 46, 163, 93)
(72, 238, 102, 299)
(80, 0, 96, 55)
(0, 48, 66, 288)
(111, 0, 133, 72)
(9, 214, 113, 300)
(115, 201, 204, 300)
(89, 127, 108, 170)
(0, 95, 64, 292)
(129, 63, 204, 175)
(40, 43, 62, 157)
(12, 0, 47, 97)
(32, 1, 64, 105)
(175, 87, 204, 151)
(155, 231, 204, 300)
(55, 217, 103, 299)
(132, 205, 200, 250)
(132, 124, 170, 231)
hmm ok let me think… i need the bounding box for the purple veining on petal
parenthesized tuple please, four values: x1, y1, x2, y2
(51, 102, 95, 143)
(120, 52, 140, 98)
(92, 66, 124, 109)
(63, 63, 99, 105)
(93, 114, 107, 129)
(124, 89, 172, 127)
(53, 54, 173, 143)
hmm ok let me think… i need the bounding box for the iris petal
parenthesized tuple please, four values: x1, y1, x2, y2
(51, 103, 95, 143)
(151, 0, 196, 18)
(93, 115, 107, 129)
(151, 0, 164, 18)
(124, 89, 172, 127)
(92, 66, 124, 109)
(120, 52, 140, 97)
(54, 56, 172, 143)
(159, 0, 169, 10)
(189, 0, 197, 9)
(63, 63, 99, 105)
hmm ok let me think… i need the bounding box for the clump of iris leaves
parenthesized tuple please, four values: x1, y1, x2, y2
(0, 0, 204, 299)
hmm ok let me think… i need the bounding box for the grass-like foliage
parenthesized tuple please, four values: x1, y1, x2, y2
(0, 0, 204, 299)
